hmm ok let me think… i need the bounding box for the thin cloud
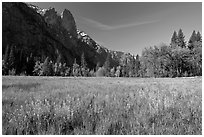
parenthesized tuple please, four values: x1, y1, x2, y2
(81, 17, 159, 30)
(81, 17, 112, 30)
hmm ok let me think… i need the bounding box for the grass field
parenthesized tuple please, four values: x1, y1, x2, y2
(2, 76, 202, 135)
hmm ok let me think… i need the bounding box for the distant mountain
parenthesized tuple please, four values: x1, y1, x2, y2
(76, 29, 135, 68)
(2, 2, 134, 75)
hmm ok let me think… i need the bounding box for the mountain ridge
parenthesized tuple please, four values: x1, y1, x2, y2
(2, 2, 135, 75)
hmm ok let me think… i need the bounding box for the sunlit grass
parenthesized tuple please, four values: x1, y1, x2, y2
(2, 76, 202, 135)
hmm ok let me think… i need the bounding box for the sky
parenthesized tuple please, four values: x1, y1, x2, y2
(29, 2, 202, 55)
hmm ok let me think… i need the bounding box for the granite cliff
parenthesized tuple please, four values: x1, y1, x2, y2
(2, 2, 134, 75)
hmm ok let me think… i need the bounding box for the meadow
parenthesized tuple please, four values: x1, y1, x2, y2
(2, 76, 202, 135)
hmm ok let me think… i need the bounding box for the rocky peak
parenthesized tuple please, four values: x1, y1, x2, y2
(44, 8, 61, 26)
(42, 8, 77, 38)
(61, 9, 77, 37)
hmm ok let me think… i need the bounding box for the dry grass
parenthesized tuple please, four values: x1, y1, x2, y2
(2, 76, 202, 135)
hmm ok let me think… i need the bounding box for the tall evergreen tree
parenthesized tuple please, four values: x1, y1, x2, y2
(72, 58, 80, 76)
(110, 67, 116, 77)
(33, 60, 43, 76)
(2, 45, 10, 75)
(42, 57, 52, 76)
(8, 45, 15, 70)
(4, 45, 9, 64)
(132, 56, 136, 76)
(135, 54, 140, 77)
(81, 52, 88, 76)
(56, 54, 62, 64)
(170, 31, 178, 47)
(196, 31, 202, 42)
(177, 29, 186, 48)
(188, 30, 197, 43)
(128, 56, 135, 77)
(81, 52, 87, 69)
(188, 31, 202, 50)
(115, 66, 121, 77)
(104, 53, 110, 76)
(121, 58, 128, 77)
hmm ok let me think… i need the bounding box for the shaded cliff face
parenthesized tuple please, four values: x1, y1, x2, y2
(2, 2, 134, 74)
(2, 2, 78, 74)
(61, 9, 77, 38)
(42, 7, 77, 38)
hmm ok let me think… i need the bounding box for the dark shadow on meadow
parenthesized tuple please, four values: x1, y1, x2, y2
(2, 83, 41, 92)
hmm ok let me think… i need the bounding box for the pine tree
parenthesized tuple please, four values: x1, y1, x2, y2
(33, 60, 43, 76)
(81, 52, 87, 68)
(110, 67, 115, 77)
(188, 30, 197, 43)
(53, 62, 58, 76)
(170, 31, 178, 47)
(196, 31, 202, 42)
(64, 67, 71, 76)
(135, 54, 140, 77)
(8, 45, 15, 70)
(81, 52, 88, 76)
(188, 31, 202, 50)
(128, 57, 135, 77)
(56, 54, 62, 64)
(72, 58, 80, 77)
(42, 57, 52, 76)
(115, 66, 121, 77)
(121, 58, 128, 77)
(3, 45, 10, 75)
(132, 56, 136, 76)
(104, 53, 110, 76)
(59, 63, 67, 76)
(4, 45, 9, 65)
(177, 29, 186, 48)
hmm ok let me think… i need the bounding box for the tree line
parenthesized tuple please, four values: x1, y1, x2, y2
(139, 29, 201, 77)
(2, 29, 202, 77)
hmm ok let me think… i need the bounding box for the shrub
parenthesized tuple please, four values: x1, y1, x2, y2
(2, 59, 9, 75)
(33, 60, 43, 76)
(42, 57, 53, 76)
(110, 67, 115, 77)
(8, 68, 16, 75)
